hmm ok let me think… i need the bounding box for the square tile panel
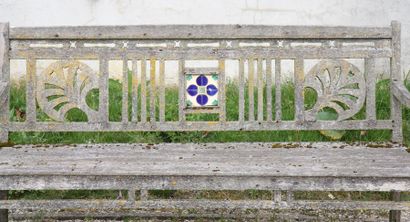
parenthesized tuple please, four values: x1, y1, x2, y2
(186, 73, 219, 107)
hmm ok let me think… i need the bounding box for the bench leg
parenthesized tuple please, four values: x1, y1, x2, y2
(389, 191, 401, 222)
(140, 189, 149, 201)
(0, 190, 8, 222)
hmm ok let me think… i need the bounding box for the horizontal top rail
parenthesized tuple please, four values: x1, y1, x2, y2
(9, 24, 393, 40)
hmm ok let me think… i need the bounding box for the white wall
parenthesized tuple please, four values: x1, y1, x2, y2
(1, 0, 410, 81)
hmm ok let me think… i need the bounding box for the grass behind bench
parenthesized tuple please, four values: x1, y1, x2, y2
(7, 78, 410, 210)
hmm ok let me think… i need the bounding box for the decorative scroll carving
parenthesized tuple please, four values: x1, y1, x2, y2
(36, 60, 99, 122)
(304, 60, 366, 121)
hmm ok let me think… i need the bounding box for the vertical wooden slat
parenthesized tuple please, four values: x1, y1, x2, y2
(273, 190, 282, 202)
(0, 190, 7, 222)
(140, 59, 147, 123)
(159, 59, 165, 123)
(131, 60, 138, 122)
(287, 191, 294, 202)
(219, 59, 226, 122)
(238, 58, 245, 123)
(0, 23, 8, 221)
(26, 58, 36, 124)
(99, 58, 109, 124)
(294, 58, 304, 122)
(257, 58, 264, 122)
(391, 21, 403, 143)
(365, 57, 376, 121)
(275, 59, 282, 121)
(248, 58, 255, 121)
(121, 57, 129, 123)
(140, 189, 149, 201)
(0, 23, 9, 144)
(178, 59, 185, 122)
(266, 58, 272, 122)
(127, 189, 136, 205)
(149, 58, 156, 123)
(390, 191, 401, 222)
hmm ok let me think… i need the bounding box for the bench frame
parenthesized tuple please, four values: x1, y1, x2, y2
(1, 21, 410, 221)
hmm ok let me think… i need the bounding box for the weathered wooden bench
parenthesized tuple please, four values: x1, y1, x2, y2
(1, 21, 410, 221)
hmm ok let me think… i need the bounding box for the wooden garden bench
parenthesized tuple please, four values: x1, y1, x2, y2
(1, 21, 410, 221)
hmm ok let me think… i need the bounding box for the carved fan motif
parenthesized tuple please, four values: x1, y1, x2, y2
(36, 60, 99, 122)
(304, 60, 366, 121)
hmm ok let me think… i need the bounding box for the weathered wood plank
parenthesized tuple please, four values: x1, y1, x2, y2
(248, 58, 255, 121)
(128, 189, 136, 203)
(0, 23, 9, 143)
(392, 81, 410, 108)
(11, 39, 390, 50)
(185, 67, 219, 74)
(99, 57, 109, 124)
(0, 143, 409, 179)
(10, 47, 393, 60)
(4, 152, 409, 171)
(294, 58, 304, 122)
(26, 58, 36, 124)
(0, 81, 7, 99)
(10, 47, 392, 60)
(149, 58, 156, 123)
(184, 107, 220, 114)
(9, 25, 392, 40)
(2, 141, 405, 154)
(140, 190, 149, 201)
(273, 190, 281, 202)
(8, 119, 394, 132)
(390, 191, 401, 222)
(131, 60, 139, 122)
(257, 58, 264, 121)
(2, 174, 410, 191)
(275, 59, 282, 121)
(1, 199, 410, 211)
(159, 59, 165, 123)
(287, 191, 294, 202)
(5, 207, 396, 221)
(0, 103, 9, 222)
(0, 190, 7, 222)
(122, 56, 129, 123)
(7, 209, 290, 221)
(238, 58, 245, 123)
(365, 57, 376, 121)
(140, 59, 147, 123)
(266, 59, 272, 122)
(178, 60, 185, 122)
(219, 59, 226, 122)
(391, 21, 402, 143)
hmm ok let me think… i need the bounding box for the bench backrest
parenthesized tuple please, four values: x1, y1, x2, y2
(0, 21, 404, 142)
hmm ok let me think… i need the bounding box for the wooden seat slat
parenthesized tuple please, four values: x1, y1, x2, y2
(1, 143, 409, 178)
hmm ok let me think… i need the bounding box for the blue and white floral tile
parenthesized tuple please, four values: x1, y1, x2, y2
(186, 74, 219, 107)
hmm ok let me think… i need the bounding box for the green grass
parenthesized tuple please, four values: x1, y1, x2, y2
(6, 78, 410, 208)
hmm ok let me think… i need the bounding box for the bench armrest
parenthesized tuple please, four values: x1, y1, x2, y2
(392, 80, 410, 107)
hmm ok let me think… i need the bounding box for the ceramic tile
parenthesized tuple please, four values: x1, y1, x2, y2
(186, 74, 219, 107)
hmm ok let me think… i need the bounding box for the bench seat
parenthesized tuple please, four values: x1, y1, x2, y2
(1, 142, 410, 220)
(1, 142, 409, 191)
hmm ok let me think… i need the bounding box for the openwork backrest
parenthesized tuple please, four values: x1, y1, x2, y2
(0, 22, 403, 142)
